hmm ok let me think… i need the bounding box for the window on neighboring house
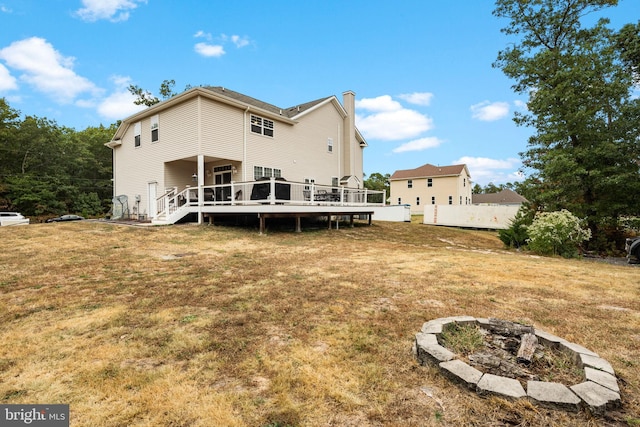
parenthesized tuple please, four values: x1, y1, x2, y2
(151, 115, 159, 142)
(134, 122, 141, 147)
(397, 198, 402, 205)
(431, 196, 435, 204)
(251, 115, 274, 137)
(448, 196, 453, 205)
(327, 138, 333, 153)
(254, 166, 282, 180)
(460, 196, 462, 204)
(416, 197, 420, 206)
(463, 178, 466, 187)
(427, 178, 433, 187)
(407, 179, 413, 188)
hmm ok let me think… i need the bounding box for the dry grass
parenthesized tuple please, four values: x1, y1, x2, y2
(0, 220, 639, 426)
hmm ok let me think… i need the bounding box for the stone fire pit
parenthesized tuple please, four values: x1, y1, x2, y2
(414, 316, 621, 415)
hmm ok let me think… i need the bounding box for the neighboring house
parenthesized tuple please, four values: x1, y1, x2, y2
(389, 163, 472, 214)
(472, 189, 528, 206)
(106, 87, 367, 221)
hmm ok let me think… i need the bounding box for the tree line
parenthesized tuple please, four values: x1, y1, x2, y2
(0, 98, 116, 220)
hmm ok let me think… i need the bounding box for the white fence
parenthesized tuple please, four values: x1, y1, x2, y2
(423, 205, 521, 229)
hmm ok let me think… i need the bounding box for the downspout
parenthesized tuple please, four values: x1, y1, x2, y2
(197, 96, 203, 224)
(243, 106, 250, 182)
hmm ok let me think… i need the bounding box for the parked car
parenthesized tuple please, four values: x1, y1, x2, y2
(0, 212, 30, 226)
(626, 236, 640, 264)
(45, 215, 85, 223)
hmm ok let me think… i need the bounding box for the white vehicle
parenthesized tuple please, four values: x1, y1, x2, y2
(0, 212, 30, 226)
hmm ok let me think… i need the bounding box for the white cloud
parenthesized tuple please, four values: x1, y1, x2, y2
(1, 5, 12, 13)
(392, 137, 443, 153)
(0, 37, 100, 104)
(194, 42, 225, 57)
(398, 92, 434, 106)
(356, 95, 402, 112)
(194, 30, 212, 40)
(230, 35, 250, 48)
(75, 0, 146, 22)
(514, 99, 527, 110)
(355, 95, 433, 141)
(470, 100, 510, 121)
(0, 63, 18, 91)
(97, 75, 146, 120)
(452, 156, 522, 185)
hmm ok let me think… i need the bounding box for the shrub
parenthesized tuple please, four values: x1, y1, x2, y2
(499, 206, 534, 249)
(526, 209, 592, 258)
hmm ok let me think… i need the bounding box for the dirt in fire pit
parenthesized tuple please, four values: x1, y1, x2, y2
(439, 323, 585, 387)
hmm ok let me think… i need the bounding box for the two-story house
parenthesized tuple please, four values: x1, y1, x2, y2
(389, 163, 472, 214)
(106, 87, 371, 225)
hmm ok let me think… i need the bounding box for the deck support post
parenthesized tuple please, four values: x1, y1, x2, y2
(295, 216, 301, 232)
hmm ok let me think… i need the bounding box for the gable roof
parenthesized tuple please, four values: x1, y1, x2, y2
(109, 86, 344, 142)
(472, 189, 528, 205)
(390, 163, 469, 180)
(205, 86, 333, 118)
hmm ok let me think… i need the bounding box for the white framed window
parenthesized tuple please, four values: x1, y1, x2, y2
(407, 179, 413, 188)
(397, 198, 402, 205)
(250, 115, 274, 137)
(327, 138, 333, 153)
(427, 178, 433, 187)
(254, 165, 282, 180)
(134, 122, 141, 147)
(416, 197, 420, 206)
(463, 178, 466, 187)
(304, 178, 315, 190)
(448, 196, 453, 205)
(460, 196, 462, 204)
(151, 115, 159, 142)
(431, 196, 435, 204)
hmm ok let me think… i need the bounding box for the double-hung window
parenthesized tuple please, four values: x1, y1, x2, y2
(327, 138, 333, 153)
(251, 115, 274, 137)
(151, 115, 159, 142)
(134, 122, 141, 147)
(407, 179, 413, 188)
(427, 178, 433, 187)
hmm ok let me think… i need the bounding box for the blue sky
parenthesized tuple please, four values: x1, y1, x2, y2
(0, 0, 637, 186)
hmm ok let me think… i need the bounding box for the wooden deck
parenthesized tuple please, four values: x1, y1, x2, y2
(153, 178, 384, 233)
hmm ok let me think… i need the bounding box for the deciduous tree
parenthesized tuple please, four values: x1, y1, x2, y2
(493, 0, 640, 250)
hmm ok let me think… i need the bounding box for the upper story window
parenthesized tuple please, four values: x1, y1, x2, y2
(151, 115, 159, 142)
(251, 115, 274, 137)
(327, 138, 333, 153)
(407, 179, 413, 188)
(463, 178, 466, 187)
(134, 122, 141, 147)
(427, 178, 433, 187)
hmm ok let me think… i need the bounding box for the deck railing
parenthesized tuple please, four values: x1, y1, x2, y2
(156, 178, 386, 219)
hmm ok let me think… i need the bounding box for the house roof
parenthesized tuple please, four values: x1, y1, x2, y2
(205, 86, 332, 118)
(390, 163, 469, 180)
(472, 189, 528, 205)
(108, 86, 348, 143)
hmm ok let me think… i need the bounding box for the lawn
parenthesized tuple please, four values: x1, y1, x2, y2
(1, 220, 638, 426)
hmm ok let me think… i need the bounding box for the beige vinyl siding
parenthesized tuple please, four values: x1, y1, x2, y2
(246, 102, 344, 186)
(200, 97, 244, 161)
(390, 175, 469, 214)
